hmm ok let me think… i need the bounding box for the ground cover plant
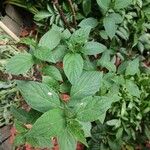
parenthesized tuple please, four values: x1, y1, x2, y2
(0, 28, 19, 127)
(1, 0, 150, 149)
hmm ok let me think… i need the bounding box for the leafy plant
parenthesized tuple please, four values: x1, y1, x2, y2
(2, 0, 150, 149)
(5, 25, 121, 149)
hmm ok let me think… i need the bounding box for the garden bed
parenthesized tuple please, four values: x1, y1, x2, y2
(0, 1, 150, 150)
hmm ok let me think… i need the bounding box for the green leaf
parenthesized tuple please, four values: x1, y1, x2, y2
(68, 120, 88, 146)
(103, 15, 117, 39)
(82, 0, 91, 16)
(125, 58, 140, 76)
(70, 27, 91, 45)
(71, 71, 103, 100)
(79, 18, 98, 29)
(16, 81, 60, 112)
(97, 51, 116, 72)
(82, 41, 107, 55)
(11, 106, 30, 123)
(48, 45, 67, 63)
(63, 53, 83, 84)
(6, 53, 34, 75)
(33, 46, 51, 61)
(42, 76, 60, 91)
(96, 0, 111, 11)
(106, 119, 119, 126)
(125, 80, 141, 98)
(15, 120, 27, 133)
(100, 30, 108, 40)
(27, 108, 65, 138)
(26, 136, 53, 148)
(62, 29, 71, 40)
(39, 29, 61, 50)
(114, 0, 132, 9)
(80, 122, 91, 137)
(109, 13, 123, 24)
(34, 11, 51, 21)
(42, 66, 63, 81)
(58, 129, 77, 150)
(77, 95, 120, 122)
(19, 37, 36, 47)
(14, 134, 26, 146)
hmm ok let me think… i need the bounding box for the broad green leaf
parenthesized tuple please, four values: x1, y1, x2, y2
(62, 29, 71, 39)
(39, 29, 61, 50)
(14, 134, 26, 147)
(34, 45, 67, 62)
(79, 18, 98, 28)
(80, 122, 92, 137)
(16, 81, 60, 112)
(26, 108, 65, 138)
(96, 0, 111, 11)
(33, 46, 51, 61)
(69, 27, 91, 45)
(11, 106, 30, 123)
(71, 71, 102, 100)
(48, 45, 67, 63)
(42, 66, 63, 81)
(83, 59, 96, 71)
(97, 51, 116, 72)
(26, 136, 53, 148)
(15, 120, 27, 133)
(125, 80, 141, 98)
(77, 95, 120, 122)
(63, 53, 83, 84)
(58, 129, 77, 150)
(82, 41, 107, 55)
(103, 15, 117, 39)
(42, 76, 60, 91)
(59, 82, 71, 93)
(82, 0, 91, 16)
(68, 120, 88, 146)
(125, 58, 140, 76)
(109, 13, 123, 24)
(117, 61, 129, 74)
(114, 0, 132, 9)
(6, 53, 34, 75)
(34, 11, 51, 21)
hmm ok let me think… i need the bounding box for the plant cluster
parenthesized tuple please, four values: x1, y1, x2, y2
(1, 0, 150, 149)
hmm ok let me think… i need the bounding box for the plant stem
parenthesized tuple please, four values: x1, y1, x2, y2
(67, 0, 77, 28)
(52, 0, 73, 32)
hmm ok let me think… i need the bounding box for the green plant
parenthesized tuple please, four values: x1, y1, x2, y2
(0, 28, 19, 127)
(4, 25, 121, 149)
(2, 0, 150, 149)
(88, 72, 150, 150)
